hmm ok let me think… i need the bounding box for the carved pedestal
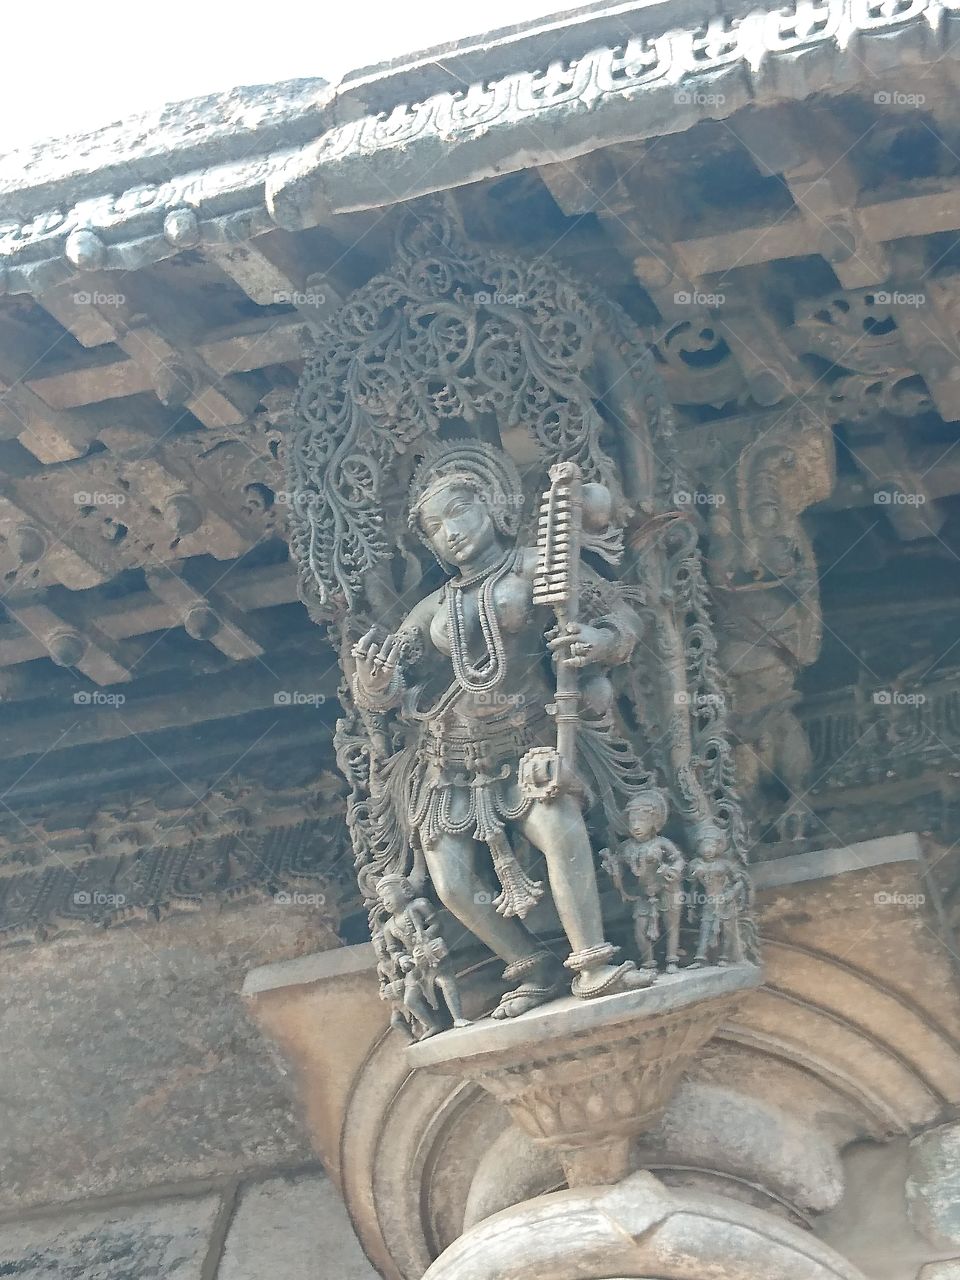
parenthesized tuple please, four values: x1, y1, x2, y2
(408, 963, 761, 1187)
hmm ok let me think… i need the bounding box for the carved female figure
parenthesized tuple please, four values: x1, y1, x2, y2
(352, 440, 650, 1018)
(687, 823, 752, 967)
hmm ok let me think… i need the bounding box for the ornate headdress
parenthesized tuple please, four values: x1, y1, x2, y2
(407, 438, 524, 555)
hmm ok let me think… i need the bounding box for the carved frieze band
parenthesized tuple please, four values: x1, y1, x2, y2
(0, 776, 352, 945)
(0, 819, 346, 944)
(475, 995, 743, 1145)
(2, 0, 959, 289)
(804, 671, 960, 789)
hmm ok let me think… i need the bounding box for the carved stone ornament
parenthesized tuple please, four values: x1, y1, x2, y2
(408, 964, 762, 1187)
(284, 202, 758, 1037)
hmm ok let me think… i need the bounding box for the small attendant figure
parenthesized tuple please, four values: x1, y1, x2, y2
(687, 823, 751, 967)
(601, 789, 685, 974)
(374, 943, 417, 1040)
(377, 874, 470, 1039)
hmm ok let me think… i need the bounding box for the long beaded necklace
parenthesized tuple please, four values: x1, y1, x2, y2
(446, 548, 515, 693)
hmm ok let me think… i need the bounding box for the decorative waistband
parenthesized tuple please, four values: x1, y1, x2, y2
(422, 703, 548, 768)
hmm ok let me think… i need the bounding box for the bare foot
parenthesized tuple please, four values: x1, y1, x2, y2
(490, 983, 560, 1020)
(571, 961, 654, 999)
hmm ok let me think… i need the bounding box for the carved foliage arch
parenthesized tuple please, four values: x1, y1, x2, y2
(283, 201, 749, 877)
(285, 204, 672, 620)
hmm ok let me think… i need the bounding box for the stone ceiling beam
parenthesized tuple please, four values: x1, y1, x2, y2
(144, 564, 267, 662)
(0, 481, 119, 590)
(715, 300, 813, 407)
(0, 653, 337, 760)
(730, 108, 891, 289)
(37, 271, 263, 429)
(0, 363, 96, 463)
(674, 178, 960, 279)
(19, 168, 960, 428)
(0, 563, 298, 673)
(205, 228, 345, 323)
(27, 315, 303, 413)
(539, 158, 706, 323)
(3, 600, 133, 684)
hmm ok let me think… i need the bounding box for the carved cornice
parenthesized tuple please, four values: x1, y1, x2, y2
(2, 0, 960, 290)
(0, 819, 347, 945)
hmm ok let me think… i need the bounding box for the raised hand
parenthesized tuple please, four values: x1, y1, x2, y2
(352, 627, 403, 695)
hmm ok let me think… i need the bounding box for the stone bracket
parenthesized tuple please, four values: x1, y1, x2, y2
(408, 964, 762, 1185)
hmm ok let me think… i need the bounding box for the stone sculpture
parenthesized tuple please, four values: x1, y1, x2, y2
(353, 443, 651, 1018)
(374, 873, 468, 1040)
(283, 205, 758, 1035)
(687, 823, 754, 967)
(601, 788, 686, 973)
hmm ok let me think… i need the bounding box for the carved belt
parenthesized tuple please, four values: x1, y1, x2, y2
(421, 702, 548, 772)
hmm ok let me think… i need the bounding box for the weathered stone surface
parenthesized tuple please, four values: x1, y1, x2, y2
(0, 903, 337, 1212)
(908, 1123, 960, 1248)
(0, 1194, 220, 1278)
(919, 1262, 960, 1278)
(646, 1082, 845, 1213)
(243, 944, 390, 1189)
(0, 80, 330, 218)
(423, 1171, 867, 1280)
(218, 1173, 378, 1280)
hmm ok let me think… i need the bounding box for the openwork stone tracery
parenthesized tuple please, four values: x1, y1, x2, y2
(285, 203, 757, 1037)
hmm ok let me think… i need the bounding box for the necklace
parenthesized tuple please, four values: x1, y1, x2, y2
(446, 549, 515, 693)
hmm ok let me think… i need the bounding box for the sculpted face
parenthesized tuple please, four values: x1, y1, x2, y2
(627, 806, 658, 840)
(417, 481, 499, 568)
(378, 881, 408, 914)
(697, 825, 727, 859)
(627, 796, 666, 840)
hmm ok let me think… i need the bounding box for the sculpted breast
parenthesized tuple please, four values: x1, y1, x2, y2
(427, 567, 534, 658)
(493, 572, 533, 633)
(430, 603, 451, 655)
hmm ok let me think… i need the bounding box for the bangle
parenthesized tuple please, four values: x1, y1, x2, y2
(353, 668, 404, 712)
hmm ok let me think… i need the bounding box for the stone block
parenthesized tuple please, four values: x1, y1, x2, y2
(218, 1173, 378, 1280)
(0, 904, 329, 1212)
(908, 1123, 960, 1248)
(918, 1264, 960, 1279)
(0, 1194, 220, 1278)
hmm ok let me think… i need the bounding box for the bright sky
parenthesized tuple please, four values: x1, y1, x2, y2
(1, 0, 574, 151)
